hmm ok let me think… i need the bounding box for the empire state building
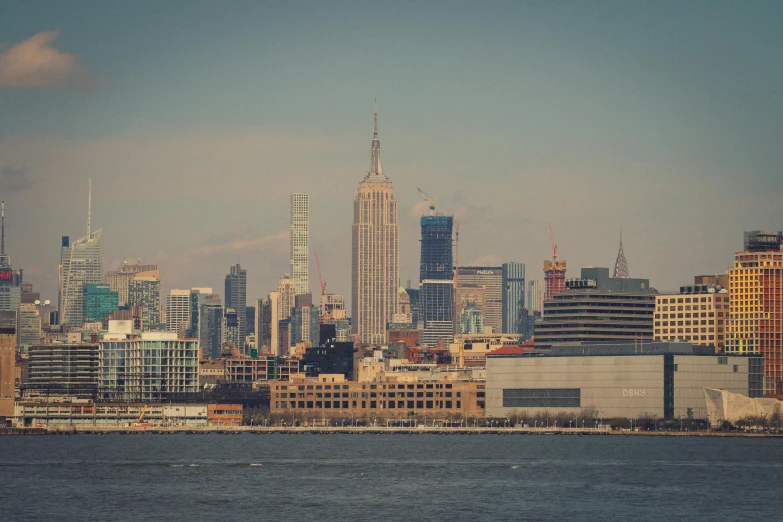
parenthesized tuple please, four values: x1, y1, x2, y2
(351, 106, 399, 345)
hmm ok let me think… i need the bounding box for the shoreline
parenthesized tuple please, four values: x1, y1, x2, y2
(2, 426, 780, 437)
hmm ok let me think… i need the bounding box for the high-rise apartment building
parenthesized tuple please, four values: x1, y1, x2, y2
(290, 193, 309, 296)
(199, 294, 223, 359)
(528, 280, 544, 313)
(128, 270, 161, 331)
(106, 260, 158, 307)
(351, 107, 399, 345)
(225, 264, 247, 351)
(269, 291, 281, 356)
(457, 267, 502, 334)
(223, 308, 240, 349)
(16, 304, 41, 348)
(187, 287, 212, 339)
(290, 294, 319, 348)
(655, 285, 728, 353)
(277, 274, 295, 321)
(255, 297, 272, 352)
(726, 232, 783, 395)
(166, 289, 191, 337)
(420, 214, 454, 346)
(502, 262, 525, 334)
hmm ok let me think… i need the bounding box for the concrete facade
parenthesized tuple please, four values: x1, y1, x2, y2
(486, 346, 760, 420)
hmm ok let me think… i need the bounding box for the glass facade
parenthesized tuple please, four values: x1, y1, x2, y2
(501, 262, 525, 334)
(83, 283, 119, 322)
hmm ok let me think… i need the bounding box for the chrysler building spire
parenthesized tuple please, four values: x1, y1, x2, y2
(613, 229, 629, 279)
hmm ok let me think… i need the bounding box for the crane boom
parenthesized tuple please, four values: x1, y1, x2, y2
(314, 250, 327, 297)
(416, 187, 436, 215)
(549, 222, 558, 263)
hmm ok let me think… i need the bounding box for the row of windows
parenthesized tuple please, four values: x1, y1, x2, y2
(276, 400, 467, 410)
(278, 383, 455, 391)
(657, 297, 727, 304)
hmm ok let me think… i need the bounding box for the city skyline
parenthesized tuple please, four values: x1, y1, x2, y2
(1, 2, 782, 307)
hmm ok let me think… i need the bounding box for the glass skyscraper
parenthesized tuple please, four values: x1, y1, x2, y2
(225, 264, 247, 351)
(502, 262, 525, 334)
(83, 283, 119, 322)
(420, 214, 454, 345)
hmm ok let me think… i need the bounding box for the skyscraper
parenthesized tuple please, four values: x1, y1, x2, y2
(290, 193, 309, 296)
(501, 262, 525, 334)
(457, 267, 503, 334)
(0, 202, 22, 312)
(83, 284, 119, 323)
(225, 264, 247, 351)
(106, 260, 158, 307)
(128, 270, 161, 331)
(351, 106, 399, 345)
(419, 214, 454, 346)
(527, 280, 544, 313)
(726, 231, 783, 395)
(59, 182, 103, 326)
(166, 289, 191, 337)
(199, 294, 223, 359)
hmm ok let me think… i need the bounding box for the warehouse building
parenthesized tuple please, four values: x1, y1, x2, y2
(486, 342, 762, 420)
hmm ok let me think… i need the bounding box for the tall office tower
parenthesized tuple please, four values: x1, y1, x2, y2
(166, 289, 191, 337)
(457, 267, 503, 334)
(224, 264, 247, 350)
(199, 294, 223, 359)
(186, 287, 212, 339)
(106, 260, 158, 307)
(59, 183, 103, 326)
(502, 262, 525, 334)
(613, 232, 630, 279)
(223, 308, 240, 349)
(269, 291, 281, 356)
(726, 231, 783, 395)
(83, 284, 119, 322)
(528, 280, 544, 313)
(255, 297, 272, 352)
(420, 214, 454, 346)
(0, 202, 22, 311)
(16, 304, 41, 348)
(351, 106, 399, 345)
(290, 193, 310, 296)
(128, 270, 161, 331)
(290, 293, 319, 348)
(277, 274, 295, 321)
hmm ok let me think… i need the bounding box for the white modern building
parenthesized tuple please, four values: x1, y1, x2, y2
(59, 230, 103, 327)
(166, 289, 191, 337)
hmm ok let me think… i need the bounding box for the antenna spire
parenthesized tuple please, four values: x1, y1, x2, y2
(87, 178, 92, 238)
(1, 201, 5, 256)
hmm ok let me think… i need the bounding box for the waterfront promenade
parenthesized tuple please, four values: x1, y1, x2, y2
(3, 425, 780, 437)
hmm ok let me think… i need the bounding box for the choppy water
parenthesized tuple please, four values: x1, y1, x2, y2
(1, 434, 782, 521)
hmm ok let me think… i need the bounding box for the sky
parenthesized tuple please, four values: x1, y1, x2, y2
(1, 1, 782, 306)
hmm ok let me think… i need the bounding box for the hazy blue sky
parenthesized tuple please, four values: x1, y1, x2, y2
(1, 1, 781, 305)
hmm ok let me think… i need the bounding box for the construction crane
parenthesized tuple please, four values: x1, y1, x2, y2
(549, 222, 558, 264)
(314, 250, 327, 316)
(417, 187, 436, 216)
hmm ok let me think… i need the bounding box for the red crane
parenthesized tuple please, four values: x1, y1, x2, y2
(314, 250, 327, 298)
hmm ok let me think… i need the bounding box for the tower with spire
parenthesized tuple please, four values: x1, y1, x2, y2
(613, 230, 629, 279)
(59, 179, 104, 326)
(351, 103, 399, 345)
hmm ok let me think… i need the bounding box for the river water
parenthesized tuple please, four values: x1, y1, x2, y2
(1, 434, 781, 521)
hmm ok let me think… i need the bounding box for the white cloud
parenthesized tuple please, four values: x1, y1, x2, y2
(0, 31, 97, 89)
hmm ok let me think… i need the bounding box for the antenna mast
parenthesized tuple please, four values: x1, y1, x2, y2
(1, 201, 5, 256)
(87, 178, 92, 238)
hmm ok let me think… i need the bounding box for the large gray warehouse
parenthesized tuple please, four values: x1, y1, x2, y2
(486, 342, 762, 420)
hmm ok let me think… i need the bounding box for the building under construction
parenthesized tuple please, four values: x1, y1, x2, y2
(543, 259, 567, 301)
